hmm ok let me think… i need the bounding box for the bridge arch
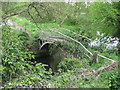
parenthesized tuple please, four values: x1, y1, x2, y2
(39, 41, 55, 50)
(32, 41, 64, 72)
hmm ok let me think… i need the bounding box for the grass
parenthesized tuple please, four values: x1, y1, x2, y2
(11, 16, 80, 31)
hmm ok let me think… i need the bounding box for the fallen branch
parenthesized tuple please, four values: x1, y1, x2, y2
(95, 70, 102, 80)
(93, 61, 119, 75)
(32, 5, 43, 19)
(80, 61, 119, 78)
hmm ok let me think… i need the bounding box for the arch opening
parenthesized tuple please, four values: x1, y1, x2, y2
(30, 41, 64, 72)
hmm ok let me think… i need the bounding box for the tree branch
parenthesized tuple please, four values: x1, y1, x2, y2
(27, 10, 41, 30)
(2, 3, 35, 19)
(32, 5, 43, 19)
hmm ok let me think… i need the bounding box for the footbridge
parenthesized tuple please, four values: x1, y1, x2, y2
(5, 19, 116, 68)
(36, 28, 116, 62)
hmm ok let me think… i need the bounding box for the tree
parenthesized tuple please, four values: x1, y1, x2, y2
(89, 2, 119, 38)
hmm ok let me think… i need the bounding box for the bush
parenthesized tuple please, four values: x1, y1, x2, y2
(58, 57, 83, 72)
(101, 69, 120, 89)
(2, 26, 52, 88)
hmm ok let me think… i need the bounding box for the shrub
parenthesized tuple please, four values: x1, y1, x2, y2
(2, 26, 52, 88)
(58, 57, 83, 72)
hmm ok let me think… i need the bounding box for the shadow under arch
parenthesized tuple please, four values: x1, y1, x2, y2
(34, 41, 64, 72)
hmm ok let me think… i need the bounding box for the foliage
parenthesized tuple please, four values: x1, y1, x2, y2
(100, 69, 120, 88)
(2, 26, 52, 88)
(1, 1, 119, 88)
(89, 2, 120, 38)
(2, 26, 32, 83)
(58, 57, 83, 72)
(50, 70, 76, 88)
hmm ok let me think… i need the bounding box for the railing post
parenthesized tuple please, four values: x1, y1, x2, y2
(90, 51, 99, 65)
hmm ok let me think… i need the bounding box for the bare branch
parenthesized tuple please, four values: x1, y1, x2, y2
(32, 5, 43, 19)
(2, 3, 35, 19)
(80, 61, 118, 79)
(27, 10, 41, 30)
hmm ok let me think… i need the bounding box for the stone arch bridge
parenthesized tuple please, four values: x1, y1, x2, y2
(5, 19, 116, 71)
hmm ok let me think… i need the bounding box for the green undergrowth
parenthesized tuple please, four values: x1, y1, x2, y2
(50, 60, 119, 88)
(2, 25, 52, 88)
(11, 16, 80, 32)
(2, 16, 119, 88)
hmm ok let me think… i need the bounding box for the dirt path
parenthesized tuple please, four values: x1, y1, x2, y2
(6, 18, 32, 37)
(5, 18, 66, 42)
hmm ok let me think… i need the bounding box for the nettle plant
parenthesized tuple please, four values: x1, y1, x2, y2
(2, 26, 52, 88)
(2, 26, 33, 83)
